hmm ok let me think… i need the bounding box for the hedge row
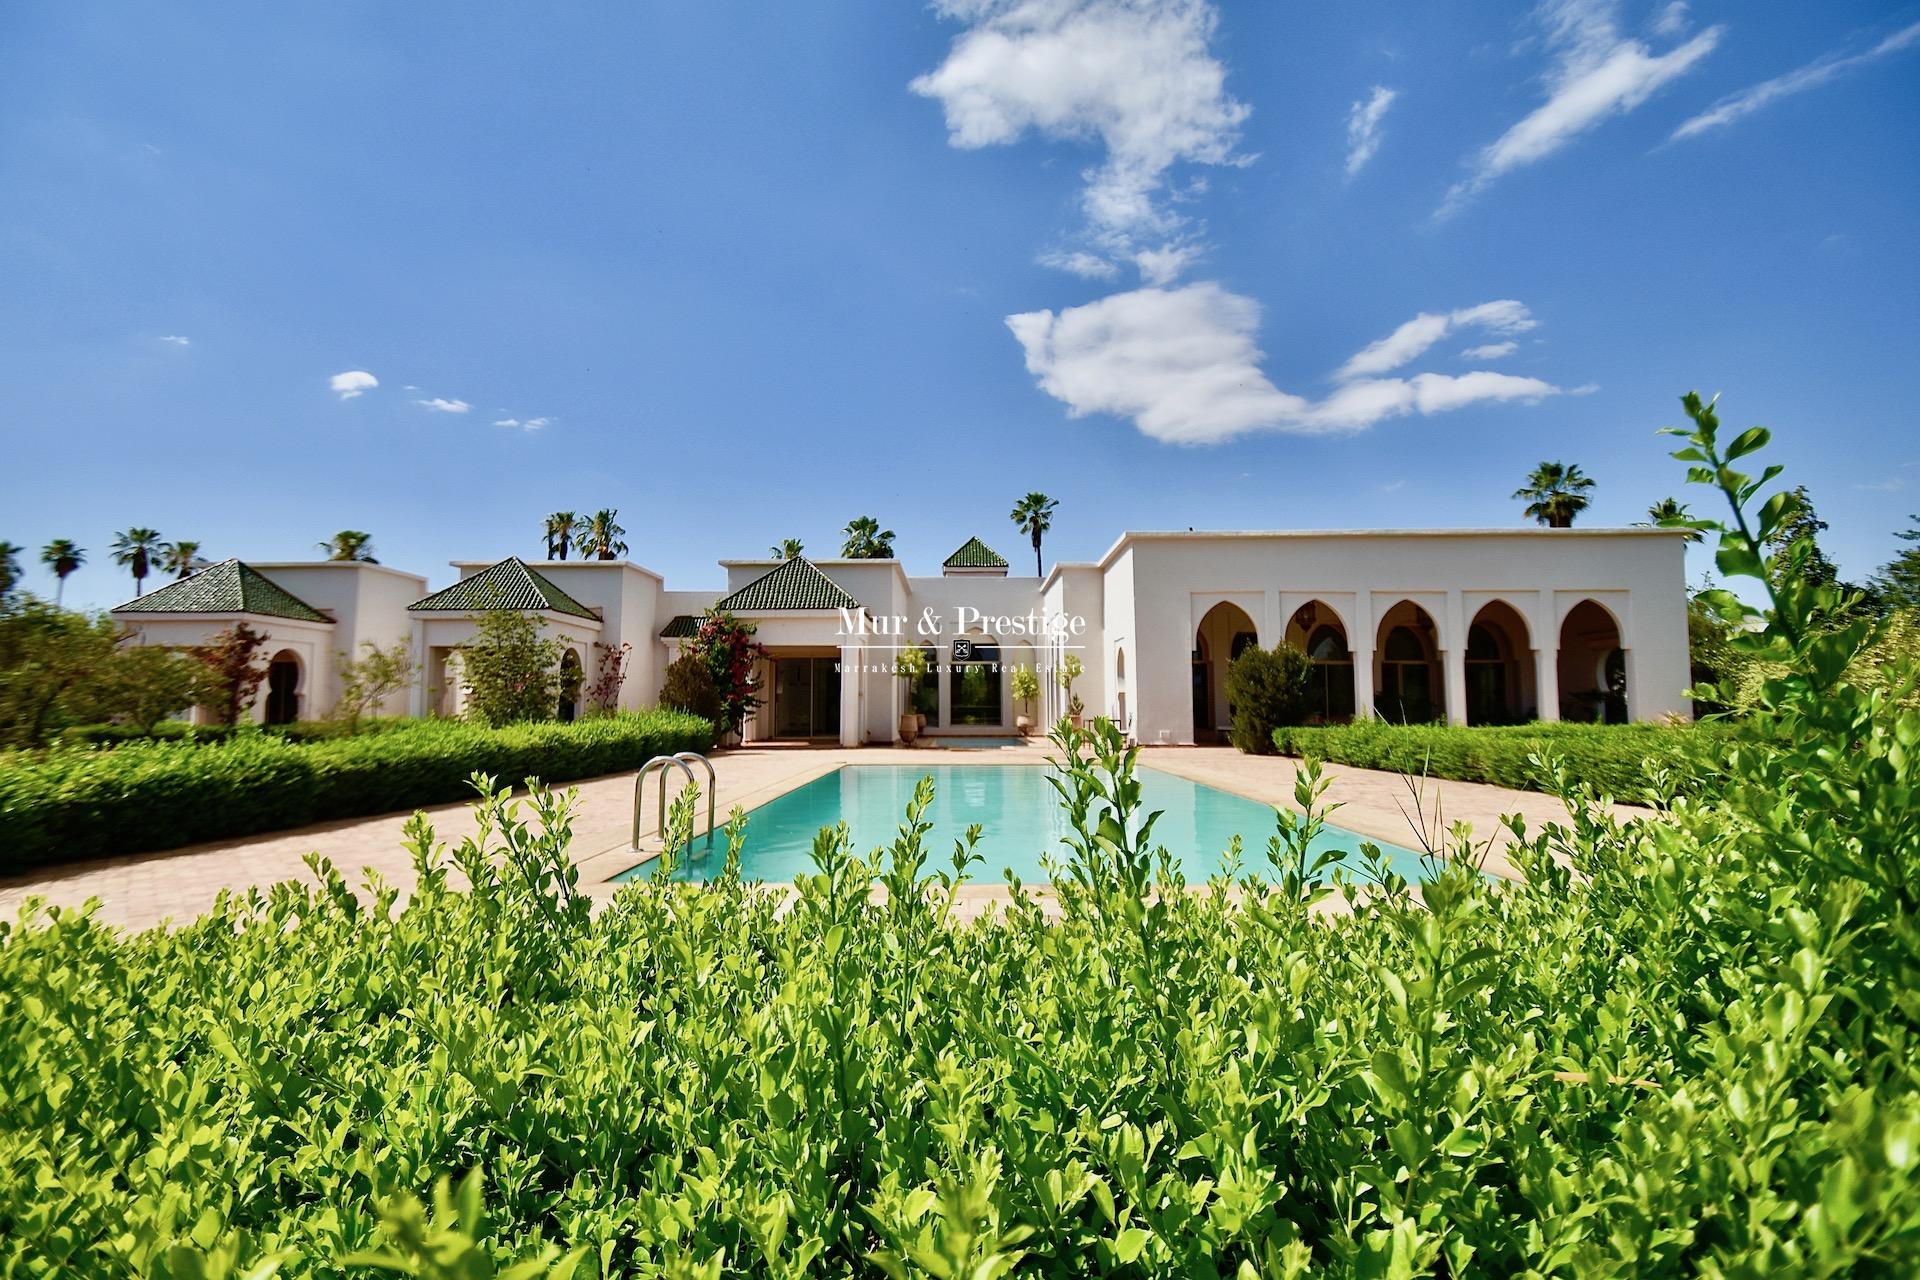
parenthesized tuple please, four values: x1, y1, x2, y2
(54, 717, 416, 748)
(0, 711, 713, 873)
(1271, 719, 1729, 798)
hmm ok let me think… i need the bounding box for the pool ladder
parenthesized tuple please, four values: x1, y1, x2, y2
(633, 752, 717, 858)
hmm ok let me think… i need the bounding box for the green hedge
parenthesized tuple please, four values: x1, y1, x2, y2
(1272, 720, 1728, 798)
(53, 717, 417, 748)
(0, 711, 713, 873)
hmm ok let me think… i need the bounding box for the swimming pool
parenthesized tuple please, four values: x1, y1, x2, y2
(619, 763, 1432, 884)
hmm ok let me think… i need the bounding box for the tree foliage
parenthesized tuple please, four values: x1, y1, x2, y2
(680, 610, 769, 734)
(460, 609, 564, 727)
(334, 639, 419, 726)
(840, 516, 895, 559)
(1225, 641, 1312, 753)
(1511, 460, 1595, 528)
(195, 622, 272, 726)
(659, 651, 723, 726)
(108, 645, 213, 733)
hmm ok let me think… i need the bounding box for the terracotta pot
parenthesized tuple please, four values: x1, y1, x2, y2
(898, 713, 919, 744)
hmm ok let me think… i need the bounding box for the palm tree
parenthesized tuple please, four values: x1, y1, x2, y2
(0, 542, 21, 601)
(317, 530, 378, 562)
(770, 538, 804, 560)
(840, 516, 895, 559)
(1010, 491, 1058, 577)
(580, 509, 627, 561)
(40, 539, 84, 605)
(544, 511, 580, 560)
(112, 527, 165, 596)
(162, 539, 204, 578)
(1512, 462, 1595, 529)
(1643, 497, 1703, 544)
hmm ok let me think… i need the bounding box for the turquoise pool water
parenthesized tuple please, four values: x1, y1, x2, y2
(621, 763, 1431, 884)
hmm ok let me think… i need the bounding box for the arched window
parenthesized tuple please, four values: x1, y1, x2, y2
(1230, 630, 1259, 660)
(1465, 624, 1501, 661)
(1383, 626, 1426, 663)
(556, 649, 583, 722)
(1303, 625, 1354, 721)
(1308, 625, 1350, 662)
(1379, 626, 1435, 722)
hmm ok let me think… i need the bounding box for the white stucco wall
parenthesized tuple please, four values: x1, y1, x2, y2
(1107, 529, 1690, 743)
(115, 614, 337, 723)
(250, 563, 427, 718)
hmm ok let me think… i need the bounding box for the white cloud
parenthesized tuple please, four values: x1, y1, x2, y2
(330, 370, 378, 400)
(1336, 299, 1535, 380)
(414, 397, 470, 414)
(1132, 243, 1201, 284)
(1672, 21, 1920, 140)
(1461, 341, 1518, 359)
(157, 334, 190, 346)
(1855, 476, 1905, 493)
(1007, 283, 1567, 444)
(1344, 85, 1397, 177)
(493, 416, 553, 431)
(1442, 0, 1721, 214)
(1038, 249, 1119, 280)
(911, 0, 1249, 241)
(1651, 1, 1689, 38)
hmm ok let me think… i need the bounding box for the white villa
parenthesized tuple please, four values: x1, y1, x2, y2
(112, 527, 1692, 745)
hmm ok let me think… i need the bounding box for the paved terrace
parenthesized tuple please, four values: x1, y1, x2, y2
(0, 744, 1620, 933)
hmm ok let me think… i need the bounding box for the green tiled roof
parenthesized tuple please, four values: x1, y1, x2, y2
(112, 560, 330, 623)
(943, 536, 1008, 569)
(659, 614, 699, 639)
(408, 557, 597, 621)
(714, 557, 859, 612)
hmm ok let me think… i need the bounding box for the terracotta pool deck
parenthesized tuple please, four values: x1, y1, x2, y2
(0, 742, 1626, 933)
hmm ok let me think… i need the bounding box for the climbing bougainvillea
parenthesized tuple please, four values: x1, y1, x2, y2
(685, 609, 768, 734)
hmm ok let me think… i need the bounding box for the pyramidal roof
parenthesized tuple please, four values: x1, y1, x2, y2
(942, 536, 1009, 570)
(112, 559, 330, 623)
(408, 557, 597, 620)
(714, 556, 859, 612)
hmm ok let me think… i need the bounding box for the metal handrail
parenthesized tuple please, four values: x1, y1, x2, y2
(674, 752, 717, 854)
(633, 755, 696, 853)
(631, 752, 719, 857)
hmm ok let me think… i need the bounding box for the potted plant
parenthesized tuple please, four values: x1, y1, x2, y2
(1056, 653, 1085, 729)
(1010, 664, 1040, 735)
(894, 645, 928, 744)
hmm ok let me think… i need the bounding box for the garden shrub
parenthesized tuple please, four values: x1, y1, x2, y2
(1226, 641, 1312, 754)
(4, 399, 1919, 1275)
(659, 650, 724, 725)
(1272, 719, 1726, 798)
(0, 710, 713, 871)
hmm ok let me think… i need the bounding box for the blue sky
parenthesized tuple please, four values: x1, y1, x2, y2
(4, 0, 1917, 610)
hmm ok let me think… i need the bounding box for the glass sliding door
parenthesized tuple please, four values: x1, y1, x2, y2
(773, 656, 841, 738)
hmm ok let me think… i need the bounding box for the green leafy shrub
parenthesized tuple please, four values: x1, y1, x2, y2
(658, 651, 724, 724)
(1226, 641, 1312, 754)
(0, 711, 712, 871)
(461, 609, 566, 726)
(1273, 718, 1727, 797)
(4, 397, 1920, 1275)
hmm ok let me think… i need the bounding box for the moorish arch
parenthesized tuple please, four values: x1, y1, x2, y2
(1286, 599, 1355, 722)
(264, 649, 302, 725)
(1464, 600, 1533, 725)
(1373, 600, 1444, 723)
(1193, 601, 1258, 743)
(1559, 599, 1627, 723)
